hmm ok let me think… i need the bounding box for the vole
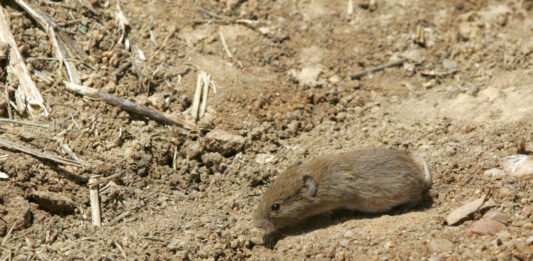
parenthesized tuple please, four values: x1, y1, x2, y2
(253, 148, 432, 233)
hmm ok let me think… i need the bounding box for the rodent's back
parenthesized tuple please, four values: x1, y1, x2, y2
(310, 149, 428, 213)
(253, 148, 431, 232)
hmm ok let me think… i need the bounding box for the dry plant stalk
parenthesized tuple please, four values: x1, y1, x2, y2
(0, 118, 49, 128)
(0, 138, 82, 167)
(347, 0, 354, 15)
(350, 59, 405, 80)
(190, 71, 214, 121)
(64, 81, 198, 130)
(89, 176, 102, 227)
(0, 6, 47, 116)
(191, 72, 204, 121)
(219, 31, 242, 67)
(13, 0, 83, 84)
(199, 73, 210, 119)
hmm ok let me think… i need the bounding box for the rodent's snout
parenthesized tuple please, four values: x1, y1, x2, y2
(252, 207, 275, 232)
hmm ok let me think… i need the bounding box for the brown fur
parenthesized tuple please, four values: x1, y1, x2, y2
(253, 148, 432, 232)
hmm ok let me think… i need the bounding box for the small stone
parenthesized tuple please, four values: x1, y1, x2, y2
(469, 219, 505, 236)
(328, 75, 341, 84)
(208, 233, 217, 240)
(287, 120, 300, 135)
(204, 129, 245, 156)
(174, 250, 189, 261)
(502, 155, 533, 179)
(344, 230, 354, 238)
(255, 154, 275, 165)
(167, 238, 184, 250)
(428, 239, 454, 253)
(526, 235, 533, 245)
(522, 206, 532, 217)
(383, 241, 395, 249)
(483, 210, 510, 224)
(31, 191, 75, 215)
(484, 168, 505, 178)
(403, 49, 425, 65)
(250, 126, 266, 140)
(339, 239, 350, 247)
(289, 65, 323, 86)
(514, 240, 530, 254)
(499, 186, 516, 198)
(446, 195, 488, 225)
(442, 59, 458, 72)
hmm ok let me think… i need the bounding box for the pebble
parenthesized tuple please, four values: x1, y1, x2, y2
(502, 154, 533, 179)
(328, 75, 341, 84)
(526, 235, 533, 245)
(468, 219, 505, 235)
(522, 206, 532, 217)
(339, 239, 350, 247)
(204, 129, 245, 156)
(383, 241, 395, 249)
(344, 230, 354, 238)
(484, 168, 505, 178)
(446, 195, 488, 225)
(442, 59, 458, 72)
(514, 240, 530, 254)
(167, 239, 182, 250)
(403, 49, 425, 65)
(255, 153, 275, 165)
(286, 120, 300, 135)
(428, 239, 454, 253)
(483, 210, 510, 225)
(290, 65, 323, 86)
(498, 187, 516, 198)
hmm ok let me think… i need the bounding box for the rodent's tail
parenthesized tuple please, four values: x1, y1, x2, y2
(423, 161, 432, 190)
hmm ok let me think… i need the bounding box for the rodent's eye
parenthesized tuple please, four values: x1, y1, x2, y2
(270, 203, 280, 211)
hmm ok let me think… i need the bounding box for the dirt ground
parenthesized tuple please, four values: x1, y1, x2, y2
(0, 0, 532, 260)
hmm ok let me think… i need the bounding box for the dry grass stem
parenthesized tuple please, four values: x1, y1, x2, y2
(350, 59, 405, 80)
(0, 6, 47, 116)
(347, 0, 354, 15)
(59, 142, 81, 163)
(1, 222, 17, 246)
(89, 176, 102, 227)
(14, 0, 83, 84)
(191, 72, 204, 121)
(0, 118, 49, 128)
(64, 81, 198, 130)
(0, 138, 82, 167)
(219, 31, 243, 67)
(199, 73, 210, 119)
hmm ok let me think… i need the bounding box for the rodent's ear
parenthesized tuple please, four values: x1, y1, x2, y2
(302, 175, 317, 197)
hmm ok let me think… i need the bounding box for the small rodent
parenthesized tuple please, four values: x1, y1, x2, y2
(253, 148, 432, 232)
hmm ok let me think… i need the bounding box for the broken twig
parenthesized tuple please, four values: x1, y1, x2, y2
(14, 0, 84, 84)
(89, 176, 102, 227)
(420, 69, 457, 77)
(63, 82, 198, 130)
(0, 138, 81, 167)
(0, 6, 47, 115)
(350, 59, 405, 80)
(0, 118, 49, 128)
